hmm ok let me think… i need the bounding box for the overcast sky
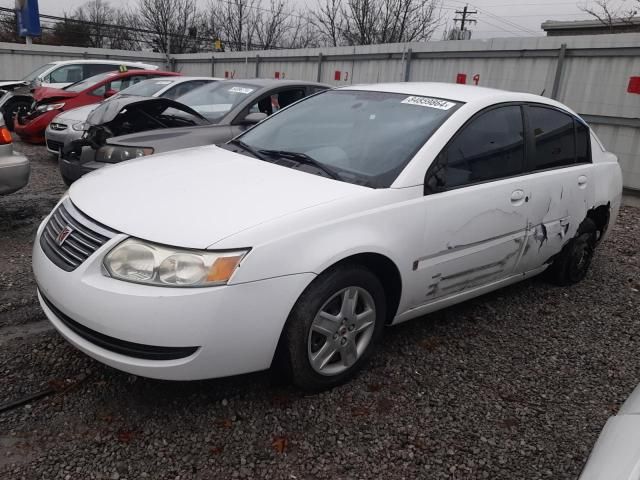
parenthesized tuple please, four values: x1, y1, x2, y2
(2, 0, 633, 39)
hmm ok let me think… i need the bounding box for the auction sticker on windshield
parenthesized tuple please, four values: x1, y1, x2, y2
(401, 96, 456, 110)
(229, 87, 254, 94)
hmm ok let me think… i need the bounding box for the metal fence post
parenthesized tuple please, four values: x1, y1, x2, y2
(211, 55, 215, 77)
(404, 48, 413, 82)
(317, 53, 323, 82)
(551, 43, 567, 100)
(255, 54, 260, 78)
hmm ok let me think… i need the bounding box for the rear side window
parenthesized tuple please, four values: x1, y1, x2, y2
(436, 105, 525, 189)
(528, 106, 576, 170)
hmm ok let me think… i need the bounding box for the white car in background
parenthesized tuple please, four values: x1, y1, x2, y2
(45, 76, 222, 156)
(32, 83, 622, 391)
(0, 118, 29, 195)
(580, 384, 640, 479)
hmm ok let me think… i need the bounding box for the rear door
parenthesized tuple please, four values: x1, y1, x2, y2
(517, 105, 595, 272)
(409, 104, 531, 307)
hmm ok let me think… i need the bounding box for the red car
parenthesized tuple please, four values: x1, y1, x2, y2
(15, 69, 180, 144)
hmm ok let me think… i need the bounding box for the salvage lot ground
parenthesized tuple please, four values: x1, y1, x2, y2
(0, 138, 639, 480)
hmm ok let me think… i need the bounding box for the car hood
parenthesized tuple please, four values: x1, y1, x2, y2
(33, 87, 78, 102)
(0, 80, 27, 89)
(68, 145, 368, 249)
(55, 104, 99, 123)
(86, 96, 208, 126)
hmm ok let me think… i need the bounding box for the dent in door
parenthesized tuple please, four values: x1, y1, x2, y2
(415, 208, 526, 303)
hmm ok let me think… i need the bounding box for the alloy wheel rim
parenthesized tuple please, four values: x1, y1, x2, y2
(307, 286, 377, 376)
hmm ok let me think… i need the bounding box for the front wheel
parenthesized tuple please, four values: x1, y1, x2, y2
(4, 100, 31, 131)
(280, 264, 386, 391)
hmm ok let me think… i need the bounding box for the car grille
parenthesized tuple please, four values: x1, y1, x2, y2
(40, 199, 118, 272)
(40, 292, 199, 361)
(46, 139, 63, 152)
(50, 122, 67, 131)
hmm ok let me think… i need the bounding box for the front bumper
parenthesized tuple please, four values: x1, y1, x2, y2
(45, 124, 83, 155)
(32, 219, 314, 380)
(58, 147, 103, 184)
(0, 151, 30, 194)
(15, 110, 58, 144)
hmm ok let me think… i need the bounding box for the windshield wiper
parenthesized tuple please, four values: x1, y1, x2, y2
(227, 139, 266, 160)
(258, 149, 341, 180)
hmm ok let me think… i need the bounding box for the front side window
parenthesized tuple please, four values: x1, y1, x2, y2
(528, 106, 576, 170)
(427, 105, 525, 192)
(239, 90, 460, 188)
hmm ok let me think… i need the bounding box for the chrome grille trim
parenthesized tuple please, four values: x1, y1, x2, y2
(40, 198, 119, 272)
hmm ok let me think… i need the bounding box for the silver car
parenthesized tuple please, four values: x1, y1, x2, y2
(45, 76, 222, 156)
(0, 118, 29, 195)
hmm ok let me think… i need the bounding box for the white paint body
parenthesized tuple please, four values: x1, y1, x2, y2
(580, 384, 640, 480)
(31, 60, 160, 89)
(32, 83, 623, 380)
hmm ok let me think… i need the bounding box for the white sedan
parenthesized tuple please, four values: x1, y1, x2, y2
(32, 83, 622, 391)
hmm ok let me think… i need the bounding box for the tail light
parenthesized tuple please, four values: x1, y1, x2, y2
(0, 126, 12, 145)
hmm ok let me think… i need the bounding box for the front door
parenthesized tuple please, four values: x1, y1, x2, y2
(408, 104, 531, 308)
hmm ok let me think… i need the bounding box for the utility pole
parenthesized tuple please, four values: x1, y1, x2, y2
(454, 5, 477, 33)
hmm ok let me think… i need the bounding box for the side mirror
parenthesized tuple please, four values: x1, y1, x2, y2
(241, 112, 267, 125)
(104, 89, 118, 98)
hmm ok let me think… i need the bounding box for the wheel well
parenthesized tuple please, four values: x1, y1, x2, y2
(586, 203, 610, 242)
(330, 253, 402, 325)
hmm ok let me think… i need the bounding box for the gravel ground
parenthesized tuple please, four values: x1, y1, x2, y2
(1, 138, 639, 480)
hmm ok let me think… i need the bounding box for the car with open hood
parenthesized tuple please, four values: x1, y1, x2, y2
(59, 79, 329, 184)
(44, 76, 222, 156)
(33, 83, 622, 391)
(0, 60, 159, 130)
(14, 69, 179, 144)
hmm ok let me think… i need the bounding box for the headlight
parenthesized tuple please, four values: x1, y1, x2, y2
(35, 102, 65, 112)
(96, 145, 154, 163)
(71, 122, 86, 131)
(103, 238, 248, 287)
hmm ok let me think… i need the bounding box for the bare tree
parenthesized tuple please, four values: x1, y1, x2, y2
(311, 0, 345, 46)
(73, 0, 114, 48)
(207, 0, 258, 51)
(579, 0, 638, 29)
(136, 0, 199, 53)
(254, 0, 292, 49)
(108, 10, 142, 51)
(312, 0, 440, 46)
(285, 12, 321, 48)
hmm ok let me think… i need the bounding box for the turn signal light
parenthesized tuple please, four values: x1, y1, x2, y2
(0, 127, 12, 145)
(206, 255, 244, 283)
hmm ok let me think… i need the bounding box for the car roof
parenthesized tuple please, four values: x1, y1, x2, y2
(50, 59, 158, 68)
(156, 76, 224, 83)
(340, 82, 570, 111)
(224, 78, 329, 88)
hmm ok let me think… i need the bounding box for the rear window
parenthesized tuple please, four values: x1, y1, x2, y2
(528, 106, 576, 170)
(120, 79, 175, 97)
(64, 72, 116, 92)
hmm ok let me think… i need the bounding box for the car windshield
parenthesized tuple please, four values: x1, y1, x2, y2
(22, 63, 55, 81)
(119, 79, 174, 97)
(177, 82, 257, 123)
(64, 72, 116, 92)
(238, 89, 461, 188)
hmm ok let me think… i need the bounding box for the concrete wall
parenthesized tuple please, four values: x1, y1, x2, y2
(1, 35, 639, 190)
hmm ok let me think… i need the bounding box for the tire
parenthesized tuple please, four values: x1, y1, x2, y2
(546, 218, 597, 286)
(279, 264, 386, 391)
(4, 100, 31, 131)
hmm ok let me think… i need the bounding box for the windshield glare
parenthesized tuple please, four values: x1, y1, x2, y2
(239, 90, 460, 188)
(64, 72, 115, 92)
(22, 63, 55, 82)
(177, 82, 256, 123)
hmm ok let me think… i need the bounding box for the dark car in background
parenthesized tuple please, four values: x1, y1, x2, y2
(59, 79, 329, 185)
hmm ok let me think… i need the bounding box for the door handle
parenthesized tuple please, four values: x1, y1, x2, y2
(578, 175, 588, 188)
(510, 189, 526, 205)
